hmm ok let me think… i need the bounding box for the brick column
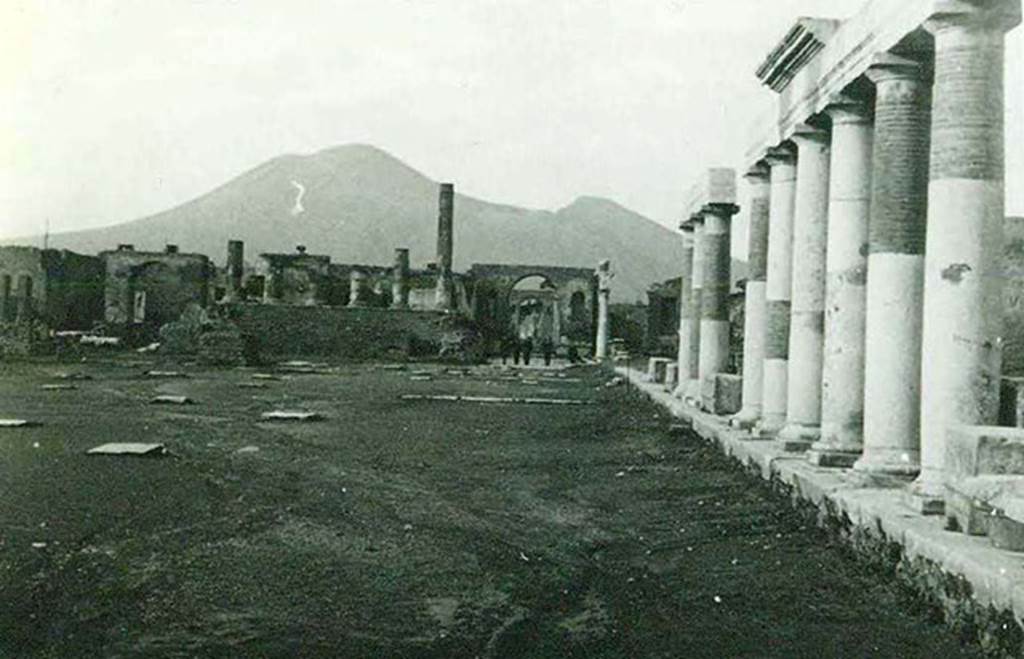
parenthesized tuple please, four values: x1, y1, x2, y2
(757, 146, 797, 435)
(808, 98, 874, 467)
(732, 163, 770, 428)
(684, 218, 705, 401)
(674, 222, 697, 398)
(854, 55, 931, 477)
(392, 248, 410, 309)
(914, 2, 1021, 509)
(778, 125, 830, 450)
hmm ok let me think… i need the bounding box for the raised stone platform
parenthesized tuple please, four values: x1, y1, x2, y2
(618, 365, 1024, 635)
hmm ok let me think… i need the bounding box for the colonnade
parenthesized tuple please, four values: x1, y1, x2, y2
(674, 0, 1020, 511)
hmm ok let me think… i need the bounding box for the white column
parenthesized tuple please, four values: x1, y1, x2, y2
(756, 146, 797, 435)
(808, 98, 874, 467)
(595, 260, 612, 360)
(778, 125, 831, 450)
(674, 224, 697, 398)
(913, 3, 1019, 510)
(732, 164, 770, 429)
(854, 55, 930, 477)
(698, 204, 738, 385)
(685, 219, 705, 401)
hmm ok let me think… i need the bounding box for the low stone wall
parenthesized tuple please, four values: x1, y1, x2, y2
(620, 366, 1024, 655)
(226, 303, 467, 362)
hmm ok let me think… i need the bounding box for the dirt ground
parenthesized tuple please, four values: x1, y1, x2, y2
(0, 356, 986, 658)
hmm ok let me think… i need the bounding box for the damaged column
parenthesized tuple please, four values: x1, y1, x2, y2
(914, 1, 1020, 509)
(225, 239, 244, 302)
(808, 97, 874, 467)
(778, 124, 830, 450)
(684, 216, 705, 401)
(757, 145, 797, 435)
(594, 259, 612, 361)
(854, 55, 930, 476)
(692, 169, 739, 391)
(673, 221, 697, 398)
(434, 183, 455, 311)
(732, 163, 770, 428)
(392, 248, 410, 309)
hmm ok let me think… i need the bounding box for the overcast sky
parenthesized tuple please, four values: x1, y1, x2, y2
(2, 0, 1023, 241)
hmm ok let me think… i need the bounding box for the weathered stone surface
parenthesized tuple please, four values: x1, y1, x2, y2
(946, 425, 1024, 479)
(647, 357, 672, 384)
(663, 363, 679, 391)
(701, 373, 743, 416)
(999, 377, 1024, 427)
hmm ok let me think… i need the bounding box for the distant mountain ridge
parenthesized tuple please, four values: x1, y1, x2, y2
(7, 144, 684, 302)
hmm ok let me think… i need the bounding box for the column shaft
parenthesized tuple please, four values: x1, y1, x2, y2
(685, 220, 705, 399)
(916, 8, 1018, 503)
(595, 260, 612, 360)
(733, 165, 770, 427)
(392, 248, 410, 309)
(809, 101, 874, 466)
(758, 148, 797, 434)
(855, 56, 931, 477)
(778, 127, 831, 449)
(698, 206, 735, 383)
(674, 228, 696, 398)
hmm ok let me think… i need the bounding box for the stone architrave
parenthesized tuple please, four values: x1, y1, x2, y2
(854, 54, 931, 477)
(732, 163, 771, 429)
(914, 2, 1021, 511)
(808, 97, 874, 467)
(757, 145, 797, 436)
(777, 125, 830, 451)
(674, 222, 697, 398)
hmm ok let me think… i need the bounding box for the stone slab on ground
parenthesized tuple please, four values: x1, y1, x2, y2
(87, 443, 166, 456)
(617, 365, 1024, 628)
(260, 411, 323, 422)
(150, 395, 194, 405)
(0, 419, 36, 428)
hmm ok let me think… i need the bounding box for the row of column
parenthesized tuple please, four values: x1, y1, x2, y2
(685, 3, 1017, 506)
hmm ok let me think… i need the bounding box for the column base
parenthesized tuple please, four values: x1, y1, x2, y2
(903, 483, 945, 516)
(755, 416, 786, 438)
(806, 446, 860, 468)
(852, 454, 920, 478)
(776, 422, 819, 452)
(730, 407, 760, 430)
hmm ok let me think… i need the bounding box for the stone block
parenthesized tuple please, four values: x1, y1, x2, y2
(663, 363, 679, 391)
(945, 425, 1024, 479)
(998, 377, 1024, 428)
(646, 357, 672, 384)
(988, 513, 1024, 552)
(701, 373, 743, 416)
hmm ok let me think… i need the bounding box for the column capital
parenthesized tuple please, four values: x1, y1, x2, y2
(823, 95, 871, 126)
(764, 144, 796, 167)
(790, 123, 830, 147)
(866, 52, 924, 84)
(925, 0, 1021, 34)
(702, 203, 740, 219)
(743, 161, 771, 183)
(678, 217, 696, 232)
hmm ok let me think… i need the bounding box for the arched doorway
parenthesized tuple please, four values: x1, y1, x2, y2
(508, 275, 560, 344)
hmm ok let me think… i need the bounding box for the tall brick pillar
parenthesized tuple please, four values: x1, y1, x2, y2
(732, 163, 771, 428)
(778, 125, 830, 450)
(808, 97, 874, 467)
(435, 183, 455, 311)
(854, 54, 931, 477)
(673, 221, 697, 399)
(392, 248, 410, 309)
(225, 240, 244, 302)
(913, 1, 1021, 511)
(757, 145, 797, 435)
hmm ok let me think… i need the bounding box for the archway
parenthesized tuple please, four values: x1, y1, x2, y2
(509, 275, 560, 344)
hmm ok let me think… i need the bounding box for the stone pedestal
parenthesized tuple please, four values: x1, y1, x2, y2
(854, 55, 930, 477)
(778, 125, 830, 451)
(758, 146, 797, 436)
(674, 225, 697, 398)
(732, 164, 770, 429)
(914, 4, 1019, 509)
(808, 99, 873, 468)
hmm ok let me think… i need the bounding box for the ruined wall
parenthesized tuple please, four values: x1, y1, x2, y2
(101, 249, 210, 327)
(228, 303, 453, 361)
(0, 247, 104, 328)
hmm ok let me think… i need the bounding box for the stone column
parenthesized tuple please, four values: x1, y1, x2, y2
(914, 3, 1020, 508)
(0, 275, 10, 322)
(778, 125, 830, 450)
(674, 223, 697, 398)
(225, 240, 244, 302)
(732, 164, 770, 428)
(392, 248, 410, 309)
(594, 259, 612, 360)
(16, 275, 33, 322)
(757, 146, 797, 435)
(685, 218, 705, 400)
(808, 98, 874, 467)
(698, 203, 739, 386)
(854, 55, 931, 477)
(348, 270, 368, 308)
(435, 183, 455, 310)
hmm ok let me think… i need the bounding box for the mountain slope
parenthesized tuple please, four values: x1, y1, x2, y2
(12, 144, 683, 302)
